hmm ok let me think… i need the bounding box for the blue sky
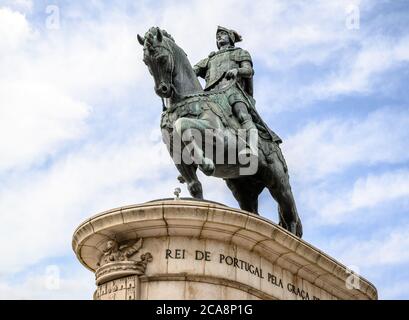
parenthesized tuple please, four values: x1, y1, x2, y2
(0, 0, 408, 299)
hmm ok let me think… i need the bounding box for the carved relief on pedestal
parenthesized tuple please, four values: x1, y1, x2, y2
(95, 238, 153, 287)
(94, 275, 140, 300)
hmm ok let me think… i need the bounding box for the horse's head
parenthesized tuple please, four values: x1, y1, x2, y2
(138, 27, 175, 99)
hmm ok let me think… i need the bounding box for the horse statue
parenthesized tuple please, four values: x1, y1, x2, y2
(138, 27, 303, 237)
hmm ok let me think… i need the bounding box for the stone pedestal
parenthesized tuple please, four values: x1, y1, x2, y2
(72, 199, 377, 300)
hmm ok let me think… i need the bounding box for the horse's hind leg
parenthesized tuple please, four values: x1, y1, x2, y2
(268, 183, 302, 237)
(225, 177, 264, 214)
(263, 146, 303, 237)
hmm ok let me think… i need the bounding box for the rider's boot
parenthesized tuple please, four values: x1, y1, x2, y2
(239, 119, 258, 157)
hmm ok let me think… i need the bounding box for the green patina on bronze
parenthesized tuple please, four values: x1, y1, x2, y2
(138, 26, 303, 238)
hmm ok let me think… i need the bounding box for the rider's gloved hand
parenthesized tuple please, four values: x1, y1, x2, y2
(226, 68, 238, 80)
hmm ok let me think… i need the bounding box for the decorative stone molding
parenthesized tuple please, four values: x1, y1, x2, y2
(95, 238, 152, 285)
(94, 275, 140, 300)
(72, 199, 377, 300)
(98, 238, 143, 267)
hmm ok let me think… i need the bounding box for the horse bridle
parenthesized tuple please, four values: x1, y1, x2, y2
(147, 42, 176, 111)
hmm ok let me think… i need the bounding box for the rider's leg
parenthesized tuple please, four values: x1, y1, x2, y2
(232, 102, 258, 155)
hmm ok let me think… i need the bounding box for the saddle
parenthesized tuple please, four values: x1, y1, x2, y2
(160, 81, 241, 134)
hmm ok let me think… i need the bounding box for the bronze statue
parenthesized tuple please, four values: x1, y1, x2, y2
(193, 26, 282, 156)
(138, 27, 303, 237)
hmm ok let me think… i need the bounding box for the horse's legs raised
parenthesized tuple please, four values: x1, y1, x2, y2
(174, 117, 216, 176)
(165, 129, 203, 199)
(225, 177, 264, 214)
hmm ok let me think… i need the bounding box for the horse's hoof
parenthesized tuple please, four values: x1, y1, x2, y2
(177, 175, 186, 184)
(289, 222, 300, 236)
(187, 181, 203, 199)
(199, 158, 215, 176)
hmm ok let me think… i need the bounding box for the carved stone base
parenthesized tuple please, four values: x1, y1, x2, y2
(72, 199, 377, 300)
(96, 261, 144, 286)
(94, 274, 140, 300)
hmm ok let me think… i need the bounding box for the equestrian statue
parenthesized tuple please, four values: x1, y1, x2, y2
(137, 26, 303, 237)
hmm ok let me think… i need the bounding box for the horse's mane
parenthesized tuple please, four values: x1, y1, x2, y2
(146, 27, 175, 43)
(146, 27, 187, 57)
(145, 27, 172, 43)
(161, 30, 175, 43)
(144, 26, 201, 96)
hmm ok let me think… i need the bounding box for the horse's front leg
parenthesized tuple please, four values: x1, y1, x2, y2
(174, 117, 215, 176)
(162, 128, 203, 199)
(175, 163, 203, 199)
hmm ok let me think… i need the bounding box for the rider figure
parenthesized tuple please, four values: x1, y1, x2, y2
(193, 26, 269, 156)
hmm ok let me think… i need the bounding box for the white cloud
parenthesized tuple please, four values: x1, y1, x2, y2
(222, 1, 409, 113)
(316, 223, 409, 299)
(0, 132, 176, 273)
(283, 108, 409, 226)
(331, 224, 409, 269)
(0, 126, 236, 275)
(0, 6, 149, 173)
(319, 169, 409, 222)
(155, 0, 367, 68)
(311, 36, 409, 98)
(0, 267, 94, 299)
(1, 0, 33, 13)
(322, 170, 409, 215)
(0, 81, 90, 172)
(380, 280, 409, 300)
(254, 35, 409, 114)
(0, 7, 32, 51)
(284, 108, 409, 182)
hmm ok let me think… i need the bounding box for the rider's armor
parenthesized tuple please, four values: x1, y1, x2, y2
(194, 47, 282, 144)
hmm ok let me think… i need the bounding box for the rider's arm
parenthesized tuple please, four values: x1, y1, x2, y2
(193, 58, 209, 78)
(226, 60, 254, 80)
(227, 49, 254, 80)
(237, 61, 253, 78)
